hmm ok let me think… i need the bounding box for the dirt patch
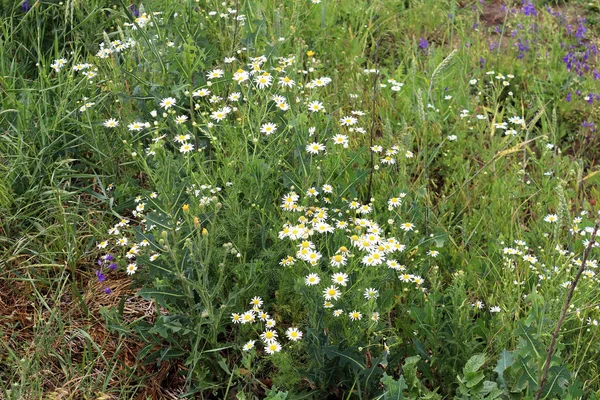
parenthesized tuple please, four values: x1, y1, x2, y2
(481, 0, 506, 27)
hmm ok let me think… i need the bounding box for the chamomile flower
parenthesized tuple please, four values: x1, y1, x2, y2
(50, 58, 67, 72)
(210, 108, 230, 121)
(473, 300, 485, 310)
(103, 118, 119, 128)
(174, 115, 188, 124)
(264, 341, 282, 354)
(306, 187, 319, 197)
(307, 100, 324, 113)
(254, 73, 273, 89)
(323, 285, 341, 301)
(128, 121, 146, 131)
(330, 254, 347, 267)
(207, 69, 224, 79)
(241, 311, 255, 324)
(260, 329, 278, 343)
(388, 197, 402, 209)
(340, 116, 358, 126)
(250, 296, 263, 308)
(349, 310, 362, 321)
(363, 287, 379, 299)
(286, 327, 303, 341)
(332, 272, 349, 286)
(544, 214, 558, 223)
(306, 142, 326, 154)
(305, 273, 321, 286)
(265, 319, 276, 328)
(332, 134, 349, 147)
(260, 122, 277, 135)
(228, 92, 241, 101)
(279, 76, 296, 88)
(126, 263, 138, 275)
(179, 143, 194, 154)
(242, 340, 255, 351)
(231, 313, 242, 324)
(277, 101, 290, 111)
(400, 222, 415, 232)
(193, 88, 211, 97)
(160, 97, 176, 109)
(175, 134, 191, 143)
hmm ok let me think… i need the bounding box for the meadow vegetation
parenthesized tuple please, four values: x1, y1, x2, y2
(1, 0, 600, 398)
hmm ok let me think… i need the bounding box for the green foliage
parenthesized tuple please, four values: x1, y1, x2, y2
(3, 0, 600, 398)
(456, 354, 503, 399)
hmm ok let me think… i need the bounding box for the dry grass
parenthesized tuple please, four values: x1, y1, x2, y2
(0, 269, 186, 399)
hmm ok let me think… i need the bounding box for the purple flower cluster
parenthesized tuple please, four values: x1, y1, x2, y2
(129, 4, 140, 18)
(516, 39, 530, 59)
(569, 90, 600, 104)
(582, 121, 596, 132)
(521, 1, 537, 17)
(96, 254, 117, 294)
(562, 44, 598, 77)
(418, 38, 429, 50)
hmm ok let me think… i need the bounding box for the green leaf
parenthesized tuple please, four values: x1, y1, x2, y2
(494, 349, 515, 388)
(264, 388, 288, 400)
(403, 355, 421, 388)
(464, 354, 486, 375)
(380, 373, 406, 400)
(465, 371, 485, 388)
(322, 346, 365, 372)
(515, 356, 538, 392)
(138, 285, 187, 309)
(516, 325, 543, 359)
(541, 366, 570, 398)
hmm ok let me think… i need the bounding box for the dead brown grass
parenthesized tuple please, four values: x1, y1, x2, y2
(0, 268, 186, 399)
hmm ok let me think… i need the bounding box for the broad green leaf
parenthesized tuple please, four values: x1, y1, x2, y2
(380, 373, 407, 400)
(464, 354, 486, 375)
(494, 349, 515, 388)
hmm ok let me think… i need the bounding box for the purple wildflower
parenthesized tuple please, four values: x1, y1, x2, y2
(103, 287, 112, 294)
(575, 20, 587, 40)
(522, 1, 537, 16)
(22, 0, 31, 12)
(566, 92, 571, 102)
(129, 4, 140, 17)
(516, 39, 530, 59)
(96, 270, 107, 283)
(108, 263, 118, 270)
(582, 121, 595, 128)
(418, 38, 429, 50)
